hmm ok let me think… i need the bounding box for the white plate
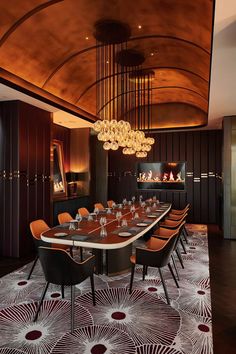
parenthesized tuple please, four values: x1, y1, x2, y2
(147, 215, 157, 218)
(118, 232, 132, 237)
(137, 223, 148, 227)
(54, 232, 68, 237)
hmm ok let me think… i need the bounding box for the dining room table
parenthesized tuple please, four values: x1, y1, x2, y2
(41, 201, 171, 275)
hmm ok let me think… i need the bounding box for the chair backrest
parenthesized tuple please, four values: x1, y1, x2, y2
(136, 231, 179, 268)
(167, 211, 188, 221)
(30, 219, 49, 240)
(171, 204, 190, 215)
(164, 216, 186, 228)
(38, 247, 95, 286)
(94, 203, 104, 211)
(78, 207, 89, 217)
(58, 212, 73, 225)
(107, 200, 115, 208)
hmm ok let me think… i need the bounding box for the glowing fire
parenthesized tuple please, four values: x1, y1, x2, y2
(137, 170, 184, 183)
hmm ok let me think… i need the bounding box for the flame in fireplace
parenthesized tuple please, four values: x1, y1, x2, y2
(137, 170, 184, 183)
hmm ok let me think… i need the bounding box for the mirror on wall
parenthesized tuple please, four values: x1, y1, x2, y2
(52, 140, 67, 199)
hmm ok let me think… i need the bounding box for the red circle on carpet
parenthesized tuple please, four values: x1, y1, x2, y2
(25, 330, 42, 340)
(198, 324, 209, 332)
(51, 292, 61, 298)
(197, 290, 205, 295)
(111, 311, 126, 320)
(18, 281, 27, 286)
(91, 344, 107, 354)
(148, 287, 157, 292)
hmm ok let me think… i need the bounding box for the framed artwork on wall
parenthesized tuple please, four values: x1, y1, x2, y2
(52, 140, 67, 199)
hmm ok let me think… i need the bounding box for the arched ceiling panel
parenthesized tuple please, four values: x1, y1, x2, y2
(0, 0, 214, 128)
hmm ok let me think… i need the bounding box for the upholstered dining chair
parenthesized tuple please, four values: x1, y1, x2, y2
(94, 202, 105, 211)
(107, 200, 115, 208)
(129, 232, 179, 305)
(58, 212, 83, 261)
(159, 215, 188, 253)
(153, 221, 186, 273)
(165, 209, 189, 245)
(28, 219, 69, 280)
(34, 247, 96, 332)
(78, 207, 89, 217)
(170, 204, 190, 215)
(58, 212, 73, 225)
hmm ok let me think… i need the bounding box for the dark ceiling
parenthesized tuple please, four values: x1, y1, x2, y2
(0, 0, 214, 129)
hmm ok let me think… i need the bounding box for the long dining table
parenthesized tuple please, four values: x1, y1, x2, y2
(41, 201, 171, 275)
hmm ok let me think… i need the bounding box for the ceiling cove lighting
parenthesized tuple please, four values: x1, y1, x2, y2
(92, 19, 155, 157)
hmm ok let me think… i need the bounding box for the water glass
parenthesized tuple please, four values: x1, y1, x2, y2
(107, 208, 112, 214)
(121, 218, 128, 227)
(100, 226, 107, 238)
(75, 213, 82, 229)
(69, 221, 76, 231)
(122, 198, 127, 208)
(134, 212, 139, 219)
(116, 211, 122, 227)
(94, 207, 99, 221)
(130, 205, 136, 219)
(131, 196, 136, 203)
(146, 206, 151, 213)
(87, 214, 93, 221)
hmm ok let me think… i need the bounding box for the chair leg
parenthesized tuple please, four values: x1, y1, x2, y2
(80, 247, 83, 262)
(61, 285, 64, 299)
(34, 281, 49, 322)
(158, 268, 170, 305)
(27, 255, 39, 280)
(180, 237, 187, 254)
(183, 226, 189, 243)
(129, 264, 135, 294)
(142, 265, 146, 281)
(71, 285, 75, 333)
(168, 263, 179, 288)
(176, 248, 184, 269)
(90, 274, 96, 306)
(171, 255, 180, 280)
(69, 247, 73, 258)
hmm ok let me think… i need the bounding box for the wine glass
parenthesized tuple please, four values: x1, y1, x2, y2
(130, 205, 135, 219)
(122, 198, 127, 208)
(94, 207, 99, 221)
(100, 217, 107, 237)
(75, 213, 82, 229)
(112, 202, 116, 213)
(141, 201, 146, 213)
(131, 196, 136, 204)
(116, 211, 122, 227)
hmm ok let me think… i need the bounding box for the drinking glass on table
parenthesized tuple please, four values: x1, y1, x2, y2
(112, 202, 116, 213)
(121, 218, 128, 227)
(116, 211, 122, 227)
(130, 205, 136, 219)
(94, 207, 99, 221)
(141, 201, 146, 213)
(122, 198, 127, 208)
(75, 213, 82, 229)
(131, 196, 136, 204)
(100, 217, 107, 237)
(134, 212, 139, 219)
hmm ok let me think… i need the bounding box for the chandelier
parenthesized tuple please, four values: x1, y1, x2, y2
(93, 20, 155, 157)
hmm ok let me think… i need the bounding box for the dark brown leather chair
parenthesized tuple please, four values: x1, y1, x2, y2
(34, 247, 96, 332)
(129, 231, 179, 305)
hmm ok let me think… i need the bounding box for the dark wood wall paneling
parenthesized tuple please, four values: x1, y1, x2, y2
(0, 101, 51, 257)
(108, 130, 222, 224)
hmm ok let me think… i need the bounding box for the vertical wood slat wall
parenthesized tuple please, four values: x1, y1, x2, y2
(0, 101, 51, 257)
(108, 130, 222, 224)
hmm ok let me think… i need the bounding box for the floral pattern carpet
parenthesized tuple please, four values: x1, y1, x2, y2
(0, 224, 213, 354)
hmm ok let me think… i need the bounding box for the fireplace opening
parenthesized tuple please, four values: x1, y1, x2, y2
(137, 162, 185, 190)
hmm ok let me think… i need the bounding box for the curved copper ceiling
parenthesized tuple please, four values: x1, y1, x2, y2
(0, 0, 214, 129)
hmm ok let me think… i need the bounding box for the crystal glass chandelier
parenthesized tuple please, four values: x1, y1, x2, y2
(93, 20, 155, 157)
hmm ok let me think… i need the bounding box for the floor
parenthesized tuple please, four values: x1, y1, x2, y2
(0, 225, 235, 353)
(208, 225, 236, 354)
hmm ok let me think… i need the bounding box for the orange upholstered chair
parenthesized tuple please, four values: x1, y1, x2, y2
(78, 207, 89, 217)
(27, 219, 70, 280)
(58, 212, 73, 224)
(107, 200, 115, 208)
(94, 203, 105, 211)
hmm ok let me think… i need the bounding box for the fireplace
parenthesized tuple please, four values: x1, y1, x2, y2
(137, 162, 185, 190)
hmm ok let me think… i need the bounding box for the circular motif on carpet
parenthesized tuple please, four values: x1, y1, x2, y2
(51, 325, 136, 353)
(0, 274, 42, 307)
(178, 313, 213, 354)
(177, 280, 211, 318)
(130, 277, 179, 303)
(137, 343, 183, 354)
(0, 300, 93, 354)
(76, 287, 180, 346)
(75, 274, 108, 294)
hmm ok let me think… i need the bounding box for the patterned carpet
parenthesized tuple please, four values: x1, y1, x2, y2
(0, 224, 213, 354)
